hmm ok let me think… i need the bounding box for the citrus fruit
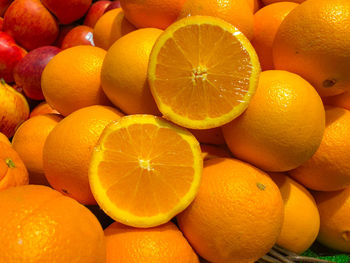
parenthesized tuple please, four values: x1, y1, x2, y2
(177, 158, 284, 263)
(101, 28, 162, 115)
(148, 16, 260, 129)
(93, 8, 136, 50)
(189, 127, 225, 145)
(200, 144, 231, 161)
(178, 0, 254, 40)
(12, 114, 63, 185)
(104, 221, 199, 263)
(0, 184, 106, 262)
(323, 91, 350, 111)
(313, 187, 350, 253)
(29, 101, 60, 118)
(251, 2, 298, 70)
(43, 105, 123, 205)
(269, 172, 320, 254)
(0, 132, 11, 146)
(247, 0, 262, 13)
(289, 106, 350, 191)
(41, 45, 111, 116)
(0, 142, 28, 190)
(273, 0, 350, 97)
(222, 70, 325, 172)
(120, 0, 186, 29)
(262, 0, 304, 4)
(89, 114, 203, 227)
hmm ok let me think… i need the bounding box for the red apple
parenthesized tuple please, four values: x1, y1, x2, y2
(13, 46, 61, 100)
(103, 0, 120, 13)
(61, 25, 94, 49)
(0, 79, 30, 138)
(41, 0, 92, 24)
(0, 31, 26, 83)
(3, 0, 59, 51)
(53, 24, 77, 47)
(0, 0, 13, 16)
(83, 1, 111, 28)
(0, 17, 3, 30)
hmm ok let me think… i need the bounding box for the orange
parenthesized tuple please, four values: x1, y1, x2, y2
(313, 187, 350, 253)
(101, 28, 162, 115)
(12, 114, 63, 185)
(0, 132, 11, 146)
(222, 70, 325, 172)
(289, 106, 350, 191)
(104, 221, 199, 263)
(30, 101, 60, 118)
(251, 2, 299, 70)
(177, 158, 284, 263)
(43, 105, 123, 205)
(148, 16, 260, 129)
(0, 142, 28, 190)
(120, 0, 186, 29)
(273, 0, 350, 97)
(189, 127, 225, 145)
(41, 45, 111, 116)
(262, 0, 304, 4)
(247, 0, 262, 13)
(323, 91, 350, 111)
(89, 114, 203, 227)
(178, 0, 254, 40)
(269, 172, 320, 254)
(93, 8, 136, 50)
(200, 144, 231, 161)
(0, 185, 105, 262)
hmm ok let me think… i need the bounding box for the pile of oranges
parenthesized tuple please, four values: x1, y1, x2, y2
(1, 0, 350, 262)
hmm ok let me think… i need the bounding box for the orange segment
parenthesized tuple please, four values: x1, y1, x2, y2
(148, 16, 260, 129)
(89, 114, 203, 227)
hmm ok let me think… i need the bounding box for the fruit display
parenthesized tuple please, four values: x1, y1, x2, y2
(1, 0, 350, 262)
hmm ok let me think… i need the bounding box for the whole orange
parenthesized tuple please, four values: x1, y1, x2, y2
(251, 2, 298, 70)
(177, 158, 284, 263)
(12, 114, 63, 185)
(289, 106, 350, 191)
(43, 105, 123, 205)
(0, 132, 11, 146)
(262, 0, 304, 4)
(41, 45, 111, 116)
(0, 184, 106, 262)
(120, 0, 186, 29)
(104, 221, 199, 263)
(222, 70, 325, 172)
(273, 0, 350, 97)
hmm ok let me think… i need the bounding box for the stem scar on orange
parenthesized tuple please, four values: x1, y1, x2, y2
(89, 114, 203, 228)
(148, 15, 261, 129)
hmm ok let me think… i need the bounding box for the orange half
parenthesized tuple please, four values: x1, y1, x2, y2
(148, 15, 261, 129)
(89, 114, 203, 227)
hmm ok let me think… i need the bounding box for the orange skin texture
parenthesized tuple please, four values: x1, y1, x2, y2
(43, 105, 123, 205)
(273, 0, 350, 97)
(41, 0, 92, 24)
(323, 90, 350, 111)
(12, 114, 63, 185)
(289, 107, 350, 191)
(101, 28, 162, 115)
(30, 101, 59, 118)
(262, 0, 304, 4)
(0, 80, 30, 138)
(247, 0, 263, 13)
(61, 25, 94, 49)
(0, 132, 11, 146)
(104, 221, 199, 263)
(189, 127, 226, 145)
(178, 0, 254, 40)
(120, 0, 186, 29)
(41, 45, 111, 116)
(251, 2, 298, 70)
(0, 142, 28, 190)
(177, 158, 284, 263)
(313, 187, 350, 253)
(222, 70, 325, 172)
(269, 172, 320, 254)
(93, 8, 136, 50)
(0, 185, 106, 262)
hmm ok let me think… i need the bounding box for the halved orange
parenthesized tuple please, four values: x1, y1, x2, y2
(148, 15, 261, 129)
(89, 114, 203, 227)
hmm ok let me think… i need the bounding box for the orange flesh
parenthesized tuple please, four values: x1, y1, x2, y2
(97, 123, 195, 216)
(153, 24, 252, 120)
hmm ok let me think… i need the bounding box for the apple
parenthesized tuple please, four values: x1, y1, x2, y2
(53, 24, 77, 47)
(41, 0, 92, 24)
(61, 25, 94, 49)
(0, 79, 30, 138)
(83, 0, 111, 28)
(3, 0, 59, 51)
(13, 46, 61, 100)
(0, 0, 13, 16)
(103, 0, 120, 13)
(0, 17, 3, 31)
(0, 31, 27, 83)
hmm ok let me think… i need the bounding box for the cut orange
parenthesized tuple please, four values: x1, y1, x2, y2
(148, 15, 261, 129)
(89, 114, 203, 227)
